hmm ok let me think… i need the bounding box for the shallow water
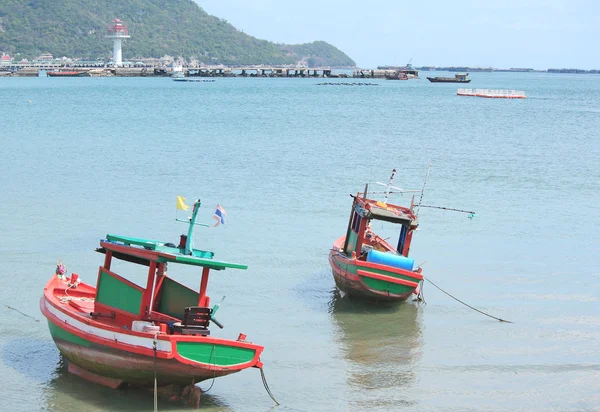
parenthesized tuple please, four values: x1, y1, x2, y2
(0, 72, 599, 411)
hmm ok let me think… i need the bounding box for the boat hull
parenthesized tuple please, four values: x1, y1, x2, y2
(48, 320, 234, 385)
(41, 275, 263, 387)
(328, 246, 422, 302)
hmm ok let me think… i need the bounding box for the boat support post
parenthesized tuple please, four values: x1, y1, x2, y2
(198, 267, 210, 307)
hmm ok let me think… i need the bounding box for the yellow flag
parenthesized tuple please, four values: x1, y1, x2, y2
(176, 196, 190, 211)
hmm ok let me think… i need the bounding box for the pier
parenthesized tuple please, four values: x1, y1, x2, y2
(0, 64, 349, 78)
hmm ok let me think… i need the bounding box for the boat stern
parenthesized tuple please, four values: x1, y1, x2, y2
(172, 335, 264, 372)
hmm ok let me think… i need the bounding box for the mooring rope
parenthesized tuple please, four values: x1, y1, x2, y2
(414, 279, 426, 304)
(153, 334, 158, 412)
(259, 365, 280, 405)
(201, 344, 217, 393)
(424, 277, 513, 323)
(2, 304, 40, 322)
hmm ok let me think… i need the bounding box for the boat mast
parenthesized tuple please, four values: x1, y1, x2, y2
(383, 168, 397, 204)
(415, 162, 431, 217)
(185, 199, 202, 255)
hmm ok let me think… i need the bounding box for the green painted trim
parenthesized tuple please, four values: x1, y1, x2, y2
(48, 321, 91, 347)
(158, 277, 199, 319)
(177, 342, 255, 366)
(106, 234, 163, 249)
(345, 231, 358, 254)
(362, 277, 414, 295)
(96, 270, 143, 315)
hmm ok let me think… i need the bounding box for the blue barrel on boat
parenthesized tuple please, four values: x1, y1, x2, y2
(366, 249, 414, 271)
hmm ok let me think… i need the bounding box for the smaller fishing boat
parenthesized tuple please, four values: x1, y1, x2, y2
(427, 73, 471, 83)
(47, 70, 89, 77)
(329, 170, 424, 302)
(329, 167, 476, 303)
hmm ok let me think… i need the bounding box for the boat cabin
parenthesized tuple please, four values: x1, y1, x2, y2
(455, 73, 469, 81)
(343, 194, 418, 262)
(89, 200, 246, 336)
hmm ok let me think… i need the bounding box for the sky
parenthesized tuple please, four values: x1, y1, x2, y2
(195, 0, 600, 69)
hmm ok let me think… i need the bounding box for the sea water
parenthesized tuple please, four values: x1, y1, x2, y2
(0, 72, 598, 411)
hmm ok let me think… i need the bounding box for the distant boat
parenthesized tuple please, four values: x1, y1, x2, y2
(427, 73, 471, 83)
(47, 71, 89, 77)
(386, 72, 408, 80)
(385, 61, 419, 80)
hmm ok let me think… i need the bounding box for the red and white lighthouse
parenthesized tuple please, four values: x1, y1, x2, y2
(106, 19, 130, 66)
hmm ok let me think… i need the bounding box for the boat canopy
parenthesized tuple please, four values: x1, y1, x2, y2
(366, 206, 415, 225)
(96, 234, 248, 271)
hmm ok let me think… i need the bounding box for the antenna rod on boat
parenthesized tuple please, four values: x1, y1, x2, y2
(384, 168, 397, 204)
(185, 200, 202, 255)
(416, 162, 431, 217)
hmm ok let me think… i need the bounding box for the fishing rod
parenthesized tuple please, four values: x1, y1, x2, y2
(419, 204, 476, 218)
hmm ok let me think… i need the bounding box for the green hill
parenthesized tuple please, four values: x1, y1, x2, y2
(0, 0, 355, 67)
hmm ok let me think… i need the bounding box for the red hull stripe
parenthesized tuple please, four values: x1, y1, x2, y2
(357, 269, 419, 287)
(356, 260, 423, 280)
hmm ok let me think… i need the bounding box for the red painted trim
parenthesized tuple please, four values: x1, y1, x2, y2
(43, 297, 262, 370)
(356, 260, 423, 280)
(100, 241, 159, 262)
(357, 269, 419, 288)
(41, 297, 172, 359)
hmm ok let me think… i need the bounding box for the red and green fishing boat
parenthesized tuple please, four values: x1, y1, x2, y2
(328, 170, 424, 302)
(40, 199, 265, 398)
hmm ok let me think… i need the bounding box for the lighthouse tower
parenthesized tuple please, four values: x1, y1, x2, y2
(106, 19, 130, 66)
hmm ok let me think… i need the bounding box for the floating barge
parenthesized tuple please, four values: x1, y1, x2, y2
(457, 88, 526, 98)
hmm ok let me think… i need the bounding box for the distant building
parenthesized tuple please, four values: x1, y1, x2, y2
(1, 53, 12, 66)
(37, 53, 54, 61)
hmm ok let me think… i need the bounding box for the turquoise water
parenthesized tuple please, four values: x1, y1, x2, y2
(0, 72, 599, 411)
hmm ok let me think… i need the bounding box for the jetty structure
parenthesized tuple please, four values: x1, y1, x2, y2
(105, 19, 130, 67)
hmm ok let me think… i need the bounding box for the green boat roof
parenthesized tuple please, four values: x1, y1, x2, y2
(103, 234, 247, 271)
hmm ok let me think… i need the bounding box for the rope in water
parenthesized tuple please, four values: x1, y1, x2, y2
(201, 344, 217, 393)
(424, 277, 513, 323)
(260, 366, 280, 405)
(2, 304, 40, 322)
(153, 334, 158, 412)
